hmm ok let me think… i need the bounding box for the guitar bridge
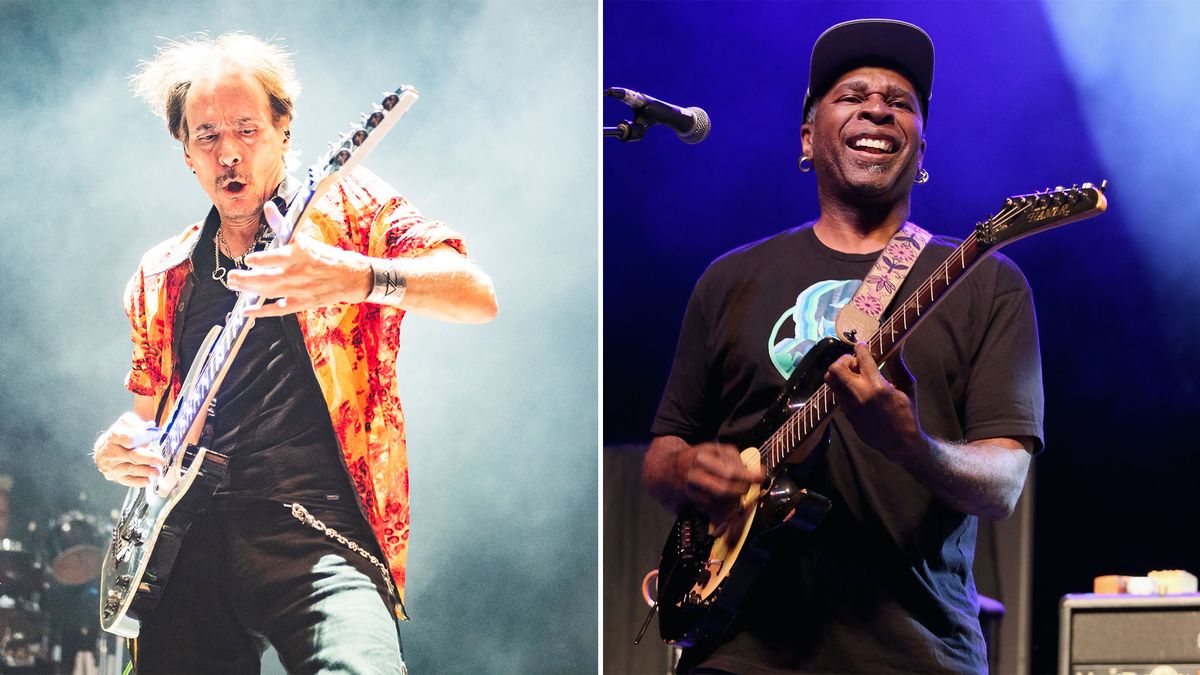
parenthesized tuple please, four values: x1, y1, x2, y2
(676, 520, 695, 560)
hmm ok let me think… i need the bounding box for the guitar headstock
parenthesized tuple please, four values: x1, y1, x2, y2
(270, 85, 419, 246)
(310, 85, 420, 184)
(977, 181, 1108, 249)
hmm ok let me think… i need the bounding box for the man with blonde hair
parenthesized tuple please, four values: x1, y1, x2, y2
(92, 33, 496, 672)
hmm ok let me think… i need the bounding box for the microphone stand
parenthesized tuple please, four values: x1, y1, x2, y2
(604, 116, 654, 142)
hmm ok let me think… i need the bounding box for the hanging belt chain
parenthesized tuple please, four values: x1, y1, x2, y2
(288, 502, 397, 600)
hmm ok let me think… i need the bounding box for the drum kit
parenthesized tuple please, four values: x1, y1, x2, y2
(0, 511, 124, 675)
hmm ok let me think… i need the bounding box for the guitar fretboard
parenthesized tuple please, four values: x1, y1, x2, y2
(159, 193, 304, 465)
(756, 230, 988, 475)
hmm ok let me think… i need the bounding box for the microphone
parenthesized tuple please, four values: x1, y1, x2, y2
(604, 87, 711, 144)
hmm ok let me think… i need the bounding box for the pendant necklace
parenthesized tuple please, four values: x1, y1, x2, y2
(212, 225, 267, 290)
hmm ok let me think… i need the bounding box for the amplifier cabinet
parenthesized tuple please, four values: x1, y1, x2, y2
(1059, 593, 1200, 675)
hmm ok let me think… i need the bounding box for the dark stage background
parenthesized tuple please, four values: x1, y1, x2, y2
(0, 1, 596, 672)
(603, 2, 1200, 673)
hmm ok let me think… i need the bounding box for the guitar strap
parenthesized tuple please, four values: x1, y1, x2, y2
(834, 221, 932, 344)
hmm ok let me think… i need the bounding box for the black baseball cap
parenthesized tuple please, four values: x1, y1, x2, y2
(802, 19, 935, 122)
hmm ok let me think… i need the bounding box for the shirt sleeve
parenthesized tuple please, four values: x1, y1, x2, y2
(651, 279, 720, 443)
(122, 265, 160, 397)
(367, 194, 467, 260)
(962, 261, 1045, 452)
(308, 167, 467, 259)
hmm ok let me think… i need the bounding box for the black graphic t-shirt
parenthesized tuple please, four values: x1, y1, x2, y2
(653, 222, 1044, 674)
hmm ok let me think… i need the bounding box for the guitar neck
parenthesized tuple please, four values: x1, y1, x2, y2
(756, 232, 986, 476)
(870, 232, 983, 364)
(159, 196, 304, 464)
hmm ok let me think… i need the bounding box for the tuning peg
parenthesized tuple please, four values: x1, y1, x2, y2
(350, 126, 369, 147)
(328, 146, 352, 168)
(381, 92, 400, 111)
(365, 110, 385, 129)
(1054, 186, 1064, 192)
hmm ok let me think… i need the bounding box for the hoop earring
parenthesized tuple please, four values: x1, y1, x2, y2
(914, 167, 929, 185)
(797, 155, 813, 173)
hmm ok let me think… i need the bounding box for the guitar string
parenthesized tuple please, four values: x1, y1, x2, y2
(756, 228, 978, 469)
(758, 196, 1039, 467)
(755, 198, 1038, 471)
(758, 225, 983, 468)
(159, 217, 295, 467)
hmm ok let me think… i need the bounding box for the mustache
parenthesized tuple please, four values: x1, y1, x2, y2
(216, 169, 248, 189)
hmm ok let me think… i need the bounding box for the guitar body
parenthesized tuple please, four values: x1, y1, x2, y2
(99, 445, 228, 638)
(656, 338, 846, 646)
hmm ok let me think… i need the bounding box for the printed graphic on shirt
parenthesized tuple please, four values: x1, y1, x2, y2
(769, 279, 860, 379)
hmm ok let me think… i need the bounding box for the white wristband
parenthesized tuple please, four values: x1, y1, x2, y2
(366, 260, 407, 304)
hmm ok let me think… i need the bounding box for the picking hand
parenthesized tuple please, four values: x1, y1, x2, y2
(681, 442, 767, 522)
(93, 412, 165, 488)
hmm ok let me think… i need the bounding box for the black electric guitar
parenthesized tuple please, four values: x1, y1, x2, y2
(649, 182, 1109, 648)
(99, 86, 420, 638)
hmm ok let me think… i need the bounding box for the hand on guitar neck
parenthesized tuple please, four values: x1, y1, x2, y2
(644, 436, 766, 522)
(825, 342, 1033, 520)
(824, 342, 922, 464)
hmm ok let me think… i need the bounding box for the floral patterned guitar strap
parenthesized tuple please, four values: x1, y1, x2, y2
(834, 221, 932, 345)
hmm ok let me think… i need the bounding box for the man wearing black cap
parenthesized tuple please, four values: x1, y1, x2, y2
(643, 19, 1042, 673)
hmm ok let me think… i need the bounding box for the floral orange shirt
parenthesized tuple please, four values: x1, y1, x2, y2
(123, 167, 465, 616)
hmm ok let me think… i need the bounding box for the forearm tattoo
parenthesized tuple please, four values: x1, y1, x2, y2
(366, 260, 407, 305)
